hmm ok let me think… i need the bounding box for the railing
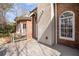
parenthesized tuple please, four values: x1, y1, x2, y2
(5, 33, 28, 56)
(11, 33, 27, 42)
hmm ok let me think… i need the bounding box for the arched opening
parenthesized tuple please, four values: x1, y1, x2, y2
(59, 11, 75, 41)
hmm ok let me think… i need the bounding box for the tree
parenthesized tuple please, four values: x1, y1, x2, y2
(0, 4, 14, 27)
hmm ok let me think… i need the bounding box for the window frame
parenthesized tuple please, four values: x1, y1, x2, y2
(59, 11, 75, 41)
(23, 23, 26, 29)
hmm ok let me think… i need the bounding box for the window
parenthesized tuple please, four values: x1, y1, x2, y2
(23, 24, 26, 29)
(59, 11, 75, 41)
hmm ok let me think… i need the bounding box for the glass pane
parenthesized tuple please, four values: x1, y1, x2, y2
(61, 17, 73, 38)
(23, 24, 26, 29)
(61, 12, 73, 18)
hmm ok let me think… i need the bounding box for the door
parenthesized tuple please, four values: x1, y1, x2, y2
(22, 23, 26, 36)
(20, 23, 26, 36)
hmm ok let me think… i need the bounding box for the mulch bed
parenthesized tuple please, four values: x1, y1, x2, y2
(0, 37, 11, 46)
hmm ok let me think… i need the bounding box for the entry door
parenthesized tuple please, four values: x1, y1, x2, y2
(23, 23, 26, 36)
(20, 23, 26, 36)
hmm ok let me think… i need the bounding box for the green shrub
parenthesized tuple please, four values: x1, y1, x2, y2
(0, 23, 15, 37)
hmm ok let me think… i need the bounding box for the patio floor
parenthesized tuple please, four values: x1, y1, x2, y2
(3, 39, 61, 56)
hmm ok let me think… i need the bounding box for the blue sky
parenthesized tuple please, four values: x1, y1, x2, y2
(5, 3, 37, 22)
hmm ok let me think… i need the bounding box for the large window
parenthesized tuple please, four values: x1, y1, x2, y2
(59, 11, 75, 41)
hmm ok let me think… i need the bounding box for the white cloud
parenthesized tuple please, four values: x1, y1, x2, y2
(25, 3, 35, 6)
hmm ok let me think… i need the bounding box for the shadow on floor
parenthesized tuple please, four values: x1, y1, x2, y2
(0, 47, 7, 56)
(53, 44, 79, 56)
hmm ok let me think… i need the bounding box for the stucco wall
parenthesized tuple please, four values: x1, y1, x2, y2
(16, 21, 27, 35)
(16, 20, 32, 39)
(37, 3, 55, 46)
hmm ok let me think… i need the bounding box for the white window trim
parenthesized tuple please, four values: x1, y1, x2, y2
(59, 11, 75, 41)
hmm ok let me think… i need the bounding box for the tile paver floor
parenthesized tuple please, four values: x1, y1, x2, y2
(53, 44, 79, 56)
(3, 39, 61, 56)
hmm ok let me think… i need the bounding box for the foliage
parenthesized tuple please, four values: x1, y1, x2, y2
(6, 23, 16, 33)
(0, 3, 14, 11)
(0, 22, 15, 37)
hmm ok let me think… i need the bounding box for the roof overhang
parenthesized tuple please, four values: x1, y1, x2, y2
(15, 17, 32, 22)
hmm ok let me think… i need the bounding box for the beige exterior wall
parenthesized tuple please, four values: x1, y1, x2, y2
(16, 20, 32, 39)
(16, 21, 27, 35)
(37, 3, 55, 46)
(27, 21, 32, 39)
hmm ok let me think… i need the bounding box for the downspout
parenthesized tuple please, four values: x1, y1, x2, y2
(54, 3, 57, 44)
